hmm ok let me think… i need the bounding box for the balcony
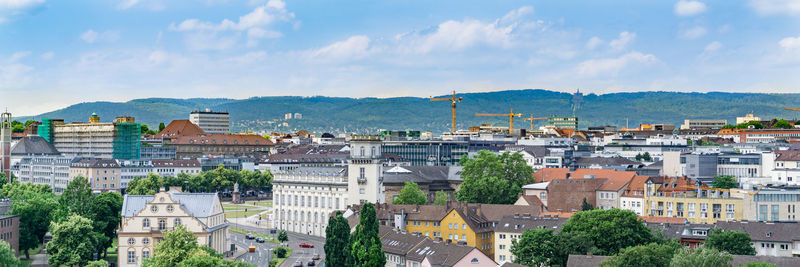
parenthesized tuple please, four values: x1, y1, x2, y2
(358, 177, 367, 184)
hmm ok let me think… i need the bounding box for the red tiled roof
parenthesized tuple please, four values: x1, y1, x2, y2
(534, 168, 636, 191)
(172, 134, 274, 146)
(533, 168, 570, 182)
(622, 175, 650, 197)
(156, 120, 205, 138)
(640, 216, 687, 224)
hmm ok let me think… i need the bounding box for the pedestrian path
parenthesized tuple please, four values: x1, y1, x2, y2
(29, 249, 49, 267)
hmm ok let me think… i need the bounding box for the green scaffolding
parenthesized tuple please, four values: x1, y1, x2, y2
(38, 118, 55, 143)
(113, 122, 141, 159)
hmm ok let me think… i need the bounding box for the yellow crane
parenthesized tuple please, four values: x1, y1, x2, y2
(430, 91, 463, 133)
(475, 108, 523, 133)
(786, 108, 800, 112)
(522, 115, 548, 131)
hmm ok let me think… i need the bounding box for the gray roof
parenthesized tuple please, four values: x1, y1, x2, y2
(576, 157, 640, 166)
(122, 190, 220, 218)
(567, 254, 609, 267)
(383, 166, 462, 185)
(10, 135, 59, 155)
(495, 215, 567, 234)
(406, 238, 477, 266)
(71, 158, 120, 168)
(716, 221, 800, 243)
(380, 227, 427, 255)
(280, 166, 347, 177)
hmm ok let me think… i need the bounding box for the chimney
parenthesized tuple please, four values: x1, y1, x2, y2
(415, 204, 420, 212)
(476, 204, 482, 216)
(566, 173, 571, 179)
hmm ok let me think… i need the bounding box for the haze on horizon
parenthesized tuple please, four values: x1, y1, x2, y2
(2, 0, 800, 116)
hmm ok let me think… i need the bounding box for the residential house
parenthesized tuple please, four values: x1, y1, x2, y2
(620, 175, 651, 216)
(70, 158, 121, 193)
(493, 215, 567, 263)
(644, 177, 745, 224)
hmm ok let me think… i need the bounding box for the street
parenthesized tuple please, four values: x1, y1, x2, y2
(229, 223, 326, 267)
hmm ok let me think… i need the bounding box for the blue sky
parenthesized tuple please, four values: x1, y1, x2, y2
(2, 0, 800, 115)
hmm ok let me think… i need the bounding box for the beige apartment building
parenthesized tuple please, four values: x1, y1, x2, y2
(70, 158, 121, 193)
(118, 190, 227, 267)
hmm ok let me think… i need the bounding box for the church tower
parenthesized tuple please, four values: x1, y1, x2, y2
(1, 110, 12, 182)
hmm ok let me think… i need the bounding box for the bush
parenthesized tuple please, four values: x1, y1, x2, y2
(269, 259, 280, 267)
(275, 247, 288, 258)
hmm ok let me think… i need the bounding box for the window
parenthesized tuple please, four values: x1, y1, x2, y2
(461, 234, 466, 241)
(688, 203, 696, 218)
(726, 204, 735, 219)
(143, 218, 150, 228)
(462, 224, 466, 230)
(772, 205, 780, 221)
(128, 250, 136, 263)
(175, 218, 181, 226)
(359, 167, 365, 178)
(159, 219, 166, 230)
(143, 238, 150, 245)
(700, 203, 708, 219)
(128, 238, 135, 245)
(143, 250, 150, 258)
(167, 205, 174, 212)
(151, 205, 158, 212)
(359, 189, 365, 194)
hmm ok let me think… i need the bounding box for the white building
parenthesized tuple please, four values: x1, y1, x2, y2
(117, 159, 154, 189)
(10, 135, 72, 193)
(737, 113, 761, 125)
(772, 150, 800, 186)
(273, 166, 348, 237)
(152, 159, 202, 177)
(680, 119, 727, 130)
(190, 109, 230, 135)
(118, 190, 228, 267)
(347, 135, 385, 205)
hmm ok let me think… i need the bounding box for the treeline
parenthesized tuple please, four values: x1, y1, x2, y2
(126, 165, 273, 195)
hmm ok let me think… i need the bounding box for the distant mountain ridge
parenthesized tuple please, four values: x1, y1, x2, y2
(16, 89, 800, 134)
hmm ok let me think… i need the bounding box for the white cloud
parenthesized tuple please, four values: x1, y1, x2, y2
(680, 26, 707, 39)
(586, 37, 603, 50)
(704, 41, 722, 52)
(577, 51, 658, 77)
(81, 29, 120, 44)
(674, 0, 707, 16)
(749, 0, 800, 16)
(0, 0, 45, 9)
(307, 35, 372, 62)
(169, 0, 293, 49)
(147, 50, 168, 64)
(499, 6, 533, 25)
(117, 0, 138, 9)
(609, 31, 636, 51)
(779, 35, 800, 49)
(8, 51, 30, 62)
(40, 51, 54, 60)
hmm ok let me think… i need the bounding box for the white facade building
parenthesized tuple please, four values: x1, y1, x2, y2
(348, 135, 385, 205)
(152, 159, 202, 177)
(273, 166, 348, 237)
(117, 159, 154, 189)
(189, 109, 230, 135)
(13, 156, 72, 193)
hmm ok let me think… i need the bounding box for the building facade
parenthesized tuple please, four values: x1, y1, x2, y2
(190, 109, 230, 135)
(152, 159, 202, 177)
(14, 156, 72, 193)
(349, 135, 386, 205)
(70, 158, 121, 193)
(118, 159, 154, 189)
(44, 114, 141, 159)
(644, 179, 745, 224)
(273, 166, 348, 237)
(118, 191, 227, 267)
(681, 119, 727, 130)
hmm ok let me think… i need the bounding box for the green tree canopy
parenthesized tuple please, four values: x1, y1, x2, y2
(54, 176, 94, 222)
(600, 242, 681, 267)
(561, 209, 654, 255)
(669, 247, 733, 267)
(456, 150, 534, 204)
(90, 192, 123, 258)
(128, 173, 164, 195)
(86, 260, 109, 267)
(393, 182, 427, 205)
(711, 175, 739, 189)
(146, 225, 252, 267)
(0, 240, 20, 266)
(158, 122, 166, 132)
(511, 228, 557, 266)
(350, 203, 385, 267)
(705, 229, 756, 256)
(581, 197, 594, 211)
(433, 190, 450, 205)
(278, 230, 288, 243)
(47, 215, 100, 267)
(4, 182, 57, 259)
(325, 211, 352, 267)
(773, 119, 793, 129)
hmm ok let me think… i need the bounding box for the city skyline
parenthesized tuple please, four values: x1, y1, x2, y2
(3, 0, 800, 115)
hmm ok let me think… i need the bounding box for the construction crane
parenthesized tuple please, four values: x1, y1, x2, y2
(786, 108, 800, 112)
(475, 108, 523, 133)
(430, 91, 463, 133)
(522, 115, 548, 131)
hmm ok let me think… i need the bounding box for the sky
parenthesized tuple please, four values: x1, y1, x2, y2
(2, 0, 800, 115)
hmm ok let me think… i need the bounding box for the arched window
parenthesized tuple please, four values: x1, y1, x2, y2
(360, 146, 365, 157)
(174, 218, 181, 226)
(314, 212, 318, 223)
(159, 219, 166, 230)
(371, 146, 376, 157)
(143, 218, 150, 228)
(300, 212, 304, 222)
(127, 249, 136, 263)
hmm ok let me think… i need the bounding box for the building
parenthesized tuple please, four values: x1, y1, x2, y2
(595, 172, 638, 210)
(190, 109, 230, 135)
(680, 119, 727, 130)
(619, 175, 650, 216)
(349, 135, 386, 205)
(737, 113, 762, 125)
(401, 237, 496, 267)
(1, 111, 12, 180)
(140, 146, 176, 160)
(382, 165, 462, 203)
(70, 158, 121, 193)
(643, 177, 745, 224)
(717, 221, 800, 257)
(0, 199, 19, 256)
(155, 120, 206, 142)
(739, 129, 800, 143)
(379, 227, 427, 267)
(43, 114, 141, 159)
(117, 159, 154, 189)
(381, 139, 469, 166)
(152, 159, 202, 177)
(10, 135, 73, 193)
(118, 190, 228, 267)
(772, 150, 800, 186)
(493, 215, 567, 263)
(169, 134, 273, 158)
(273, 166, 348, 237)
(743, 190, 800, 222)
(547, 116, 578, 130)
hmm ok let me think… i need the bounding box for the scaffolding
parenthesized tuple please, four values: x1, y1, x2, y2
(112, 122, 141, 159)
(38, 118, 55, 143)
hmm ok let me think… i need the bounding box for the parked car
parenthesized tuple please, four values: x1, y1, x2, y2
(293, 261, 303, 267)
(307, 260, 315, 266)
(255, 237, 265, 243)
(299, 242, 314, 248)
(245, 233, 255, 239)
(312, 254, 320, 260)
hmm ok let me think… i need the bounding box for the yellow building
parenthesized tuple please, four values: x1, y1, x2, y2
(370, 202, 541, 259)
(644, 178, 745, 224)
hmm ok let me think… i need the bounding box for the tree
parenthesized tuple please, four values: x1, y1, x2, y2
(274, 247, 288, 258)
(350, 203, 385, 267)
(86, 260, 109, 267)
(511, 228, 557, 266)
(150, 225, 199, 265)
(393, 182, 427, 205)
(669, 247, 733, 267)
(0, 240, 20, 266)
(128, 174, 164, 195)
(6, 184, 57, 259)
(712, 175, 738, 189)
(54, 176, 94, 221)
(600, 242, 680, 267)
(551, 231, 595, 267)
(325, 211, 352, 267)
(773, 119, 793, 129)
(642, 152, 652, 161)
(581, 197, 594, 211)
(90, 192, 123, 258)
(47, 215, 100, 267)
(140, 124, 157, 135)
(456, 150, 534, 204)
(561, 209, 654, 255)
(705, 229, 756, 256)
(159, 122, 166, 132)
(433, 191, 449, 205)
(278, 230, 288, 243)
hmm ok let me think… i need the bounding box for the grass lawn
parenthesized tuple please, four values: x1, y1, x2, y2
(230, 227, 280, 244)
(254, 200, 272, 208)
(225, 209, 264, 218)
(17, 259, 31, 267)
(222, 203, 264, 210)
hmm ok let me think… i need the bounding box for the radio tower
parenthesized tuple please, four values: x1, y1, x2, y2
(571, 88, 583, 117)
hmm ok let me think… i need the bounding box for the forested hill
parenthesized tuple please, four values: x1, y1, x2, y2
(16, 90, 800, 134)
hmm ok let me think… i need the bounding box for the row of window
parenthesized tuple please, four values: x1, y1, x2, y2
(142, 218, 181, 229)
